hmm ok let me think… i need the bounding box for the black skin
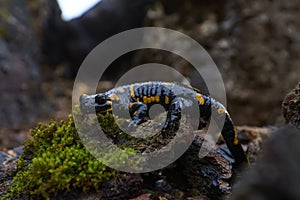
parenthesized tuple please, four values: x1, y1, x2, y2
(80, 82, 247, 166)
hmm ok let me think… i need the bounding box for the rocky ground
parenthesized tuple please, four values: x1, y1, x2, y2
(0, 118, 275, 199)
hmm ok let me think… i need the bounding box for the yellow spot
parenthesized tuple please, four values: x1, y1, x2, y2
(155, 95, 160, 103)
(147, 97, 152, 104)
(234, 128, 239, 145)
(143, 96, 147, 104)
(136, 98, 140, 102)
(107, 101, 112, 105)
(130, 85, 135, 98)
(165, 96, 169, 104)
(196, 93, 205, 105)
(133, 111, 137, 116)
(118, 88, 125, 93)
(108, 93, 120, 101)
(217, 107, 226, 114)
(151, 96, 155, 102)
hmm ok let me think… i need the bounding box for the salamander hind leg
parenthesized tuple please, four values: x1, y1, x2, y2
(128, 102, 148, 127)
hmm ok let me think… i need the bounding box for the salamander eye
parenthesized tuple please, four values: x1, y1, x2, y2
(95, 94, 107, 104)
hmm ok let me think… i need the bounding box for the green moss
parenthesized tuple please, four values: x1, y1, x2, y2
(4, 114, 126, 199)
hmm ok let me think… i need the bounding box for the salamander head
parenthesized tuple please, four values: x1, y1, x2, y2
(80, 93, 112, 114)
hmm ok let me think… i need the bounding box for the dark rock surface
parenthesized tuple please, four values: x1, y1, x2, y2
(231, 125, 300, 200)
(0, 0, 42, 130)
(42, 0, 154, 78)
(282, 82, 300, 128)
(0, 0, 71, 150)
(213, 0, 300, 126)
(55, 173, 143, 200)
(0, 124, 272, 200)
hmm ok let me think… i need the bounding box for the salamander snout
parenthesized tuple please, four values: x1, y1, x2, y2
(80, 94, 111, 114)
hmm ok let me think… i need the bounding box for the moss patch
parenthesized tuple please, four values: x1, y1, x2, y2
(4, 114, 120, 199)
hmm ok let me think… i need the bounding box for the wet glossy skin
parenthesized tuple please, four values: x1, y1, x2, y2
(80, 81, 247, 166)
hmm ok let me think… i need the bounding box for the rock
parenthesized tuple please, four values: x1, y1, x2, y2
(0, 113, 273, 199)
(0, 147, 20, 198)
(0, 0, 41, 129)
(57, 173, 143, 200)
(0, 151, 8, 165)
(236, 126, 274, 162)
(176, 135, 234, 199)
(0, 0, 64, 132)
(231, 125, 300, 200)
(282, 82, 300, 128)
(133, 0, 300, 126)
(211, 0, 300, 126)
(41, 0, 154, 77)
(155, 179, 173, 192)
(130, 193, 152, 200)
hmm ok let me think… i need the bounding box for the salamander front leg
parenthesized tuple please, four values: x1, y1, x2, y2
(161, 98, 181, 137)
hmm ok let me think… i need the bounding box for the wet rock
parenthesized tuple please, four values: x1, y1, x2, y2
(282, 82, 300, 128)
(155, 179, 173, 192)
(176, 135, 233, 199)
(231, 125, 300, 200)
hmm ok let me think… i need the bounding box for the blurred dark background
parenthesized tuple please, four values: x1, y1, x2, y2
(0, 0, 299, 148)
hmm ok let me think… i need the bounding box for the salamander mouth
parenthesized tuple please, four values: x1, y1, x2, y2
(80, 94, 111, 114)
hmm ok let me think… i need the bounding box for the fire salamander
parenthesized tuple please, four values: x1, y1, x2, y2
(80, 81, 247, 165)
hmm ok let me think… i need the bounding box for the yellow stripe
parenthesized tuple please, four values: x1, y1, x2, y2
(155, 95, 160, 103)
(130, 85, 135, 98)
(196, 93, 205, 105)
(151, 96, 155, 102)
(234, 128, 239, 145)
(147, 97, 152, 104)
(143, 96, 147, 104)
(165, 96, 169, 104)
